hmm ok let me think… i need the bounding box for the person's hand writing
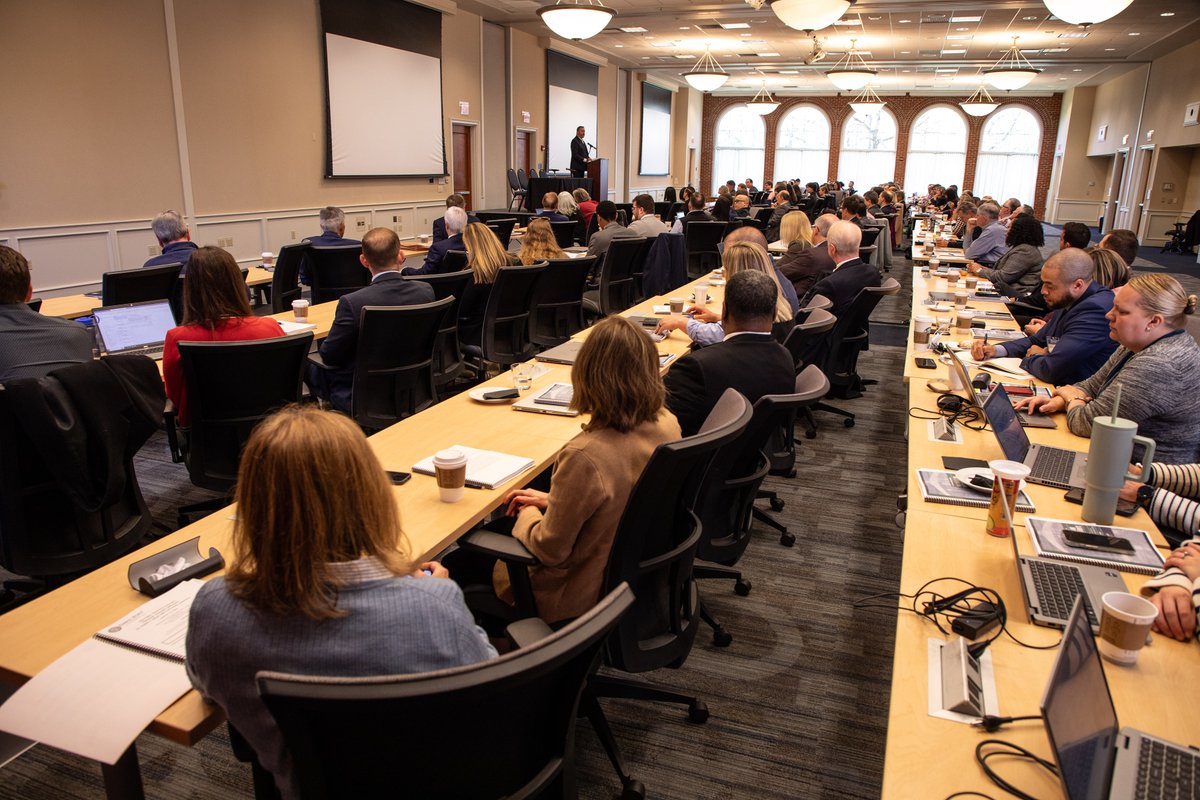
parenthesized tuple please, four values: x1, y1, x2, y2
(970, 341, 996, 361)
(415, 561, 449, 579)
(502, 488, 549, 516)
(654, 315, 689, 335)
(687, 304, 721, 323)
(1163, 543, 1200, 582)
(1150, 586, 1197, 641)
(1023, 318, 1046, 336)
(1015, 394, 1064, 415)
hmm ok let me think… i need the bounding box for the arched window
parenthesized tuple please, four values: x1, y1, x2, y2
(974, 106, 1041, 206)
(839, 108, 898, 190)
(904, 106, 967, 193)
(774, 105, 830, 184)
(712, 106, 765, 193)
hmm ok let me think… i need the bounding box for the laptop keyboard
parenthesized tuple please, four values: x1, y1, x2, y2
(1030, 447, 1075, 486)
(1028, 560, 1097, 627)
(1135, 737, 1198, 799)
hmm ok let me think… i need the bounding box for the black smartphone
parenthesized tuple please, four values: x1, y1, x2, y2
(969, 474, 994, 491)
(386, 471, 411, 485)
(914, 357, 937, 369)
(1063, 487, 1137, 517)
(1063, 528, 1136, 553)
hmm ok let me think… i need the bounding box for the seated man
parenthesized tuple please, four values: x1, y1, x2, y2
(778, 213, 837, 300)
(301, 206, 360, 285)
(671, 192, 713, 234)
(144, 210, 198, 272)
(801, 221, 880, 318)
(731, 193, 752, 218)
(963, 202, 1009, 265)
(1100, 228, 1139, 270)
(310, 228, 434, 412)
(627, 193, 670, 238)
(432, 194, 479, 243)
(403, 207, 466, 276)
(765, 190, 793, 242)
(535, 192, 568, 222)
(0, 246, 94, 382)
(663, 270, 795, 437)
(970, 249, 1117, 386)
(585, 201, 638, 269)
(840, 194, 867, 228)
(1060, 221, 1092, 251)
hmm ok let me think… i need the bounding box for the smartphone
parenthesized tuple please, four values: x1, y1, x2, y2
(1063, 487, 1137, 517)
(1063, 528, 1136, 553)
(914, 357, 937, 369)
(386, 471, 411, 485)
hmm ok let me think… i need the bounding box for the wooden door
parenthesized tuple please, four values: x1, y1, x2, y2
(516, 129, 532, 175)
(452, 124, 472, 210)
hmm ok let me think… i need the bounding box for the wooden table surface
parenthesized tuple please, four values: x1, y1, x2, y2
(38, 268, 275, 320)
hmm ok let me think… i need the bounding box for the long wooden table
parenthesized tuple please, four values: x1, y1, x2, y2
(39, 268, 275, 319)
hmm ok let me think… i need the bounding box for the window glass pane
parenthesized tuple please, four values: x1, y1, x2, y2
(842, 109, 897, 151)
(980, 106, 1040, 154)
(713, 106, 765, 190)
(904, 106, 967, 190)
(775, 105, 830, 182)
(974, 106, 1041, 203)
(716, 106, 765, 148)
(839, 109, 897, 188)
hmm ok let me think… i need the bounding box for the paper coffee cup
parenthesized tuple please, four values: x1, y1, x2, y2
(261, 251, 274, 267)
(929, 257, 941, 271)
(433, 448, 468, 503)
(694, 283, 709, 307)
(292, 299, 309, 321)
(954, 291, 969, 307)
(419, 234, 431, 243)
(986, 460, 1030, 537)
(956, 309, 975, 330)
(965, 276, 978, 290)
(669, 297, 685, 314)
(1098, 592, 1157, 665)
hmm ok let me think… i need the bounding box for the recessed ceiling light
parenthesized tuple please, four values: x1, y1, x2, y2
(760, 52, 781, 57)
(950, 16, 981, 22)
(651, 41, 675, 47)
(1042, 47, 1070, 52)
(941, 49, 967, 55)
(1073, 68, 1084, 71)
(832, 18, 862, 25)
(779, 70, 799, 74)
(674, 54, 694, 59)
(1128, 31, 1141, 35)
(898, 19, 911, 23)
(1059, 76, 1068, 80)
(1161, 12, 1175, 16)
(1022, 15, 1040, 20)
(956, 27, 970, 31)
(619, 27, 647, 33)
(614, 44, 623, 47)
(900, 50, 911, 54)
(1104, 47, 1117, 51)
(945, 35, 972, 40)
(901, 69, 912, 72)
(868, 16, 882, 21)
(742, 40, 766, 45)
(719, 22, 751, 29)
(740, 32, 752, 36)
(679, 26, 690, 30)
(935, 67, 957, 72)
(1058, 32, 1089, 38)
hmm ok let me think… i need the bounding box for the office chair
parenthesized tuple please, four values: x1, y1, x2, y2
(795, 293, 833, 324)
(256, 584, 634, 800)
(462, 262, 547, 376)
(101, 263, 182, 307)
(781, 308, 837, 440)
(26, 298, 43, 312)
(269, 242, 309, 313)
(166, 333, 312, 526)
(530, 256, 594, 348)
(858, 225, 882, 264)
(739, 216, 767, 232)
(307, 298, 452, 433)
(582, 237, 649, 320)
(506, 169, 526, 212)
(485, 217, 518, 249)
(307, 246, 368, 305)
(549, 220, 577, 249)
(440, 249, 470, 274)
(405, 269, 472, 388)
(683, 221, 726, 279)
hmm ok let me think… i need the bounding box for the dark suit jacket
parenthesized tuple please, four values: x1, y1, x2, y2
(0, 304, 95, 382)
(804, 258, 881, 319)
(143, 240, 198, 272)
(766, 203, 793, 242)
(403, 234, 464, 277)
(570, 136, 589, 177)
(663, 333, 795, 437)
(315, 272, 435, 411)
(1001, 281, 1117, 386)
(777, 241, 835, 301)
(432, 214, 479, 243)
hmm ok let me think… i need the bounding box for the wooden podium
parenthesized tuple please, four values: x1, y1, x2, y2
(587, 158, 608, 203)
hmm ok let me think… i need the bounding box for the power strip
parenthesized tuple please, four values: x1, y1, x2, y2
(940, 637, 984, 716)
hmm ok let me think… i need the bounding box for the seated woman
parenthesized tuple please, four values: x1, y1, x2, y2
(655, 241, 795, 346)
(711, 194, 733, 223)
(163, 246, 283, 426)
(451, 316, 680, 624)
(1017, 274, 1200, 464)
(1089, 245, 1130, 289)
(517, 217, 566, 265)
(965, 213, 1045, 297)
(773, 209, 813, 252)
(556, 190, 583, 243)
(457, 222, 521, 349)
(186, 406, 495, 799)
(572, 187, 597, 232)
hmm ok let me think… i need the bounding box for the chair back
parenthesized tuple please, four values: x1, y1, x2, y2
(481, 262, 547, 367)
(270, 242, 309, 313)
(307, 246, 368, 305)
(26, 298, 42, 312)
(594, 237, 648, 317)
(739, 217, 767, 232)
(754, 206, 775, 224)
(762, 365, 830, 477)
(603, 391, 752, 675)
(531, 256, 594, 347)
(177, 333, 312, 491)
(486, 218, 518, 249)
(516, 169, 528, 190)
(405, 269, 473, 387)
(662, 186, 676, 203)
(684, 221, 727, 278)
(821, 276, 898, 380)
(102, 263, 181, 308)
(506, 168, 519, 191)
(549, 220, 577, 248)
(584, 213, 600, 243)
(257, 583, 634, 800)
(442, 249, 470, 274)
(350, 298, 454, 432)
(782, 307, 836, 369)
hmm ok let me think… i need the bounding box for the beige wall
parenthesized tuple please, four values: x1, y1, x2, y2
(1184, 149, 1200, 212)
(1139, 38, 1200, 150)
(1088, 65, 1149, 157)
(510, 29, 546, 170)
(1054, 88, 1111, 201)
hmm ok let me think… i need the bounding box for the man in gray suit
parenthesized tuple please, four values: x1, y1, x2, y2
(585, 201, 639, 272)
(0, 246, 94, 382)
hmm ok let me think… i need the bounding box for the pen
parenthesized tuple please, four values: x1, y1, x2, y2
(984, 332, 988, 346)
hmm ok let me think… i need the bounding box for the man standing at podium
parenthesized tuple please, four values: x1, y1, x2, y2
(570, 126, 589, 178)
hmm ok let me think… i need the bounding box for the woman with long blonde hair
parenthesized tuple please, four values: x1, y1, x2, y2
(777, 210, 813, 249)
(518, 217, 566, 265)
(458, 222, 520, 347)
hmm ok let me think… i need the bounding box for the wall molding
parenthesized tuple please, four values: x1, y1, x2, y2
(1052, 198, 1105, 225)
(1141, 208, 1188, 245)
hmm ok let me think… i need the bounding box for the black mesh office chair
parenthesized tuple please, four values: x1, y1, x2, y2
(858, 225, 882, 262)
(269, 243, 309, 313)
(739, 217, 767, 233)
(307, 246, 368, 304)
(462, 262, 547, 374)
(683, 221, 727, 278)
(166, 333, 312, 526)
(26, 298, 43, 312)
(485, 217, 518, 249)
(255, 584, 634, 800)
(405, 269, 473, 389)
(440, 249, 470, 274)
(582, 237, 649, 319)
(549, 220, 577, 248)
(530, 256, 594, 348)
(102, 263, 181, 307)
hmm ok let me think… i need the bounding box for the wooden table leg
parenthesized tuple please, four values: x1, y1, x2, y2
(101, 743, 145, 800)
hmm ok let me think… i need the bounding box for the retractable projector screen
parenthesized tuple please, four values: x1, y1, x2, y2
(546, 51, 598, 173)
(320, 0, 446, 177)
(639, 82, 672, 176)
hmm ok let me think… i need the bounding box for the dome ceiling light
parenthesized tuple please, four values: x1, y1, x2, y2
(683, 47, 729, 92)
(984, 37, 1041, 91)
(746, 81, 780, 115)
(537, 0, 616, 41)
(766, 0, 854, 34)
(1042, 0, 1134, 26)
(959, 83, 999, 116)
(848, 83, 884, 115)
(825, 38, 876, 91)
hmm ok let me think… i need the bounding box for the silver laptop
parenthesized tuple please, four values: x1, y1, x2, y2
(1006, 511, 1125, 633)
(1041, 598, 1199, 799)
(534, 341, 583, 365)
(951, 352, 1056, 429)
(513, 382, 579, 417)
(982, 385, 1086, 489)
(92, 300, 176, 358)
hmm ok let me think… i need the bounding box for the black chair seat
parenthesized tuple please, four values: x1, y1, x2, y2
(308, 246, 368, 305)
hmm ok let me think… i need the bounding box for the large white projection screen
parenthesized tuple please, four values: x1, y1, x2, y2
(546, 51, 598, 173)
(640, 82, 672, 176)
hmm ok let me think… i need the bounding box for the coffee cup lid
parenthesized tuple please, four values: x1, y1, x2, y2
(434, 448, 466, 465)
(292, 299, 309, 307)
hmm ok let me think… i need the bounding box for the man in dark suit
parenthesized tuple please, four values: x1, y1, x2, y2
(778, 213, 838, 300)
(432, 194, 479, 243)
(403, 207, 466, 276)
(300, 206, 360, 284)
(144, 210, 198, 272)
(310, 228, 434, 412)
(801, 220, 880, 318)
(765, 191, 793, 243)
(0, 245, 93, 382)
(570, 126, 589, 178)
(840, 194, 867, 228)
(663, 270, 795, 437)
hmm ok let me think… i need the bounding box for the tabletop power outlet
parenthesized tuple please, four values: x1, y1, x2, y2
(940, 637, 984, 717)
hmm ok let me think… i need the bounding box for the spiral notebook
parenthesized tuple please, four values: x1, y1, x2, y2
(916, 469, 1035, 512)
(1026, 517, 1165, 575)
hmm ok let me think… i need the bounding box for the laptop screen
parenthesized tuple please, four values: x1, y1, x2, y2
(944, 352, 980, 406)
(1040, 599, 1119, 800)
(93, 300, 175, 353)
(982, 385, 1030, 463)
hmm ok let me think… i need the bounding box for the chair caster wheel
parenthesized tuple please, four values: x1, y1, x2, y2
(620, 780, 646, 800)
(780, 532, 796, 547)
(770, 497, 785, 511)
(805, 429, 817, 439)
(688, 702, 710, 724)
(844, 419, 855, 428)
(712, 628, 732, 647)
(734, 578, 752, 596)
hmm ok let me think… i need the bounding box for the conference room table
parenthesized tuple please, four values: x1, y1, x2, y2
(38, 267, 275, 319)
(0, 266, 721, 799)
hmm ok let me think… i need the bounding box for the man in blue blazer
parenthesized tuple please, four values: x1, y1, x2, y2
(970, 249, 1116, 386)
(432, 194, 479, 243)
(403, 207, 466, 277)
(144, 210, 198, 272)
(300, 206, 360, 284)
(310, 227, 434, 412)
(800, 221, 881, 318)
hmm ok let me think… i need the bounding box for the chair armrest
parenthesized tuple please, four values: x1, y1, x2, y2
(505, 617, 554, 649)
(459, 529, 538, 565)
(163, 406, 185, 464)
(307, 352, 330, 371)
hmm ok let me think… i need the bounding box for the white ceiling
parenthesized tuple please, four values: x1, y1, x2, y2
(457, 0, 1200, 94)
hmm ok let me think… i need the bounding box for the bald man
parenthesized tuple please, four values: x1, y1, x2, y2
(800, 221, 880, 318)
(970, 249, 1117, 385)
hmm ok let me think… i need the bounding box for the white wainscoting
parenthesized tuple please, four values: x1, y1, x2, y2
(1139, 209, 1188, 246)
(1052, 199, 1105, 226)
(628, 185, 671, 202)
(2, 201, 445, 298)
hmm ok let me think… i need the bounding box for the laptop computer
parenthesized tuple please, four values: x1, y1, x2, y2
(91, 300, 176, 359)
(948, 351, 1056, 429)
(1005, 510, 1126, 633)
(982, 385, 1086, 489)
(512, 382, 579, 417)
(1041, 598, 1199, 799)
(534, 340, 583, 365)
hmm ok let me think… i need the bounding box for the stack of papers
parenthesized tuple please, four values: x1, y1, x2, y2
(412, 445, 535, 490)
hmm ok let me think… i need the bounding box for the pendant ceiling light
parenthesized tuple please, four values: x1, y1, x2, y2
(959, 83, 999, 117)
(825, 38, 876, 91)
(767, 0, 854, 33)
(683, 47, 729, 92)
(984, 37, 1041, 91)
(1042, 0, 1134, 26)
(537, 0, 616, 41)
(848, 84, 884, 115)
(745, 81, 780, 115)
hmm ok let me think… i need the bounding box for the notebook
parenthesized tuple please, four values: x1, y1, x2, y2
(92, 300, 176, 358)
(1025, 517, 1165, 576)
(412, 445, 534, 490)
(1041, 598, 1200, 800)
(982, 385, 1086, 489)
(915, 469, 1035, 512)
(512, 382, 580, 417)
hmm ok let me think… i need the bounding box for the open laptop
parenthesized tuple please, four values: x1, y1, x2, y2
(1041, 598, 1200, 799)
(534, 340, 583, 365)
(513, 382, 579, 417)
(948, 351, 1056, 429)
(91, 300, 176, 359)
(982, 385, 1086, 489)
(1005, 510, 1126, 633)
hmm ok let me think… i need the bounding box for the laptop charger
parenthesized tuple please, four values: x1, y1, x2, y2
(951, 601, 1001, 640)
